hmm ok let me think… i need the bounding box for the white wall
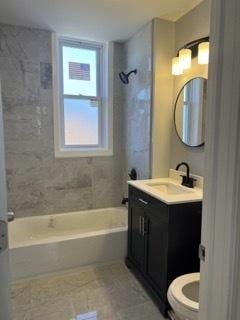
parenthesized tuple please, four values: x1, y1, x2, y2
(151, 18, 175, 178)
(175, 0, 211, 52)
(170, 0, 211, 176)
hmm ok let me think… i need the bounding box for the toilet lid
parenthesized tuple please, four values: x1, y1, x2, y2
(169, 273, 200, 312)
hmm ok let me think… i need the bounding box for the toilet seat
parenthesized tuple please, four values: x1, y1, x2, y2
(169, 273, 200, 312)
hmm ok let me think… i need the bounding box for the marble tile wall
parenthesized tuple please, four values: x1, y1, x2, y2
(122, 22, 153, 194)
(0, 23, 124, 217)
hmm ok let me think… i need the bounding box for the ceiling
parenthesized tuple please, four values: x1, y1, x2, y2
(0, 0, 203, 42)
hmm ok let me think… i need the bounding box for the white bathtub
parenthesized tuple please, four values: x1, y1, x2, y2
(8, 207, 128, 280)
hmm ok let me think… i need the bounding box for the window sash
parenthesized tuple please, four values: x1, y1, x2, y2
(58, 39, 104, 149)
(60, 96, 103, 149)
(59, 39, 103, 98)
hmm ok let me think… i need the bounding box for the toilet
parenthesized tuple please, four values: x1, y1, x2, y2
(167, 273, 200, 320)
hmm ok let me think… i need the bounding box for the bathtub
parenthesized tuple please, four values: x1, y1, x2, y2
(8, 207, 128, 280)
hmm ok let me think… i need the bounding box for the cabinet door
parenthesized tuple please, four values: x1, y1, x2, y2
(145, 210, 168, 298)
(128, 203, 145, 271)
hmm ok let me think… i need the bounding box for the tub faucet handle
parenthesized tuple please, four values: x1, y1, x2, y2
(8, 212, 15, 222)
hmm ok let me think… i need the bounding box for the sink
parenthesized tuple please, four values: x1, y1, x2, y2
(128, 177, 203, 204)
(145, 182, 194, 195)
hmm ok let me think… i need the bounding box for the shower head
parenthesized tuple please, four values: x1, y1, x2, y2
(119, 69, 137, 84)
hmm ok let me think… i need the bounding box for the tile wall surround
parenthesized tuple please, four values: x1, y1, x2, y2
(0, 23, 124, 217)
(122, 22, 153, 194)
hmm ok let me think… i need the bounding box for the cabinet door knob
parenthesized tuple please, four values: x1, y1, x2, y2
(138, 198, 148, 205)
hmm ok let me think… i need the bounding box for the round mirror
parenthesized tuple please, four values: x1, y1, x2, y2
(174, 77, 207, 147)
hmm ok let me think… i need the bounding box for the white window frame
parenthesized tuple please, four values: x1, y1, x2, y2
(52, 33, 113, 158)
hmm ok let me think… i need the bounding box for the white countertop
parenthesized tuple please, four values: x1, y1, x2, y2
(128, 177, 203, 205)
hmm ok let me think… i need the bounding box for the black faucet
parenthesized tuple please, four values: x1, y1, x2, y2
(175, 162, 196, 188)
(121, 197, 128, 205)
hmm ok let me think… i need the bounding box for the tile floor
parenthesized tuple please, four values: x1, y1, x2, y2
(11, 262, 166, 320)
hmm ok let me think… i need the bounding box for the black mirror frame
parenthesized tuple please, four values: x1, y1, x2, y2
(174, 77, 207, 148)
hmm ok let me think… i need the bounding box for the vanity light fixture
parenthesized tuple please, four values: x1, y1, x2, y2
(172, 57, 183, 75)
(179, 49, 192, 70)
(198, 42, 210, 64)
(172, 37, 210, 75)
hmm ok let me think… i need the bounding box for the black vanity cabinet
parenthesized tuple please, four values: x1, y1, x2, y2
(126, 185, 202, 316)
(129, 204, 146, 270)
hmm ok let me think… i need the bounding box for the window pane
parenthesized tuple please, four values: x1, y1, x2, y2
(62, 45, 98, 96)
(64, 98, 99, 146)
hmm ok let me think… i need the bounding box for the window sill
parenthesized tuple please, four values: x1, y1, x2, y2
(54, 147, 113, 158)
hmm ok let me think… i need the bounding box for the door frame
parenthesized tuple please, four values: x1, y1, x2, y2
(199, 0, 240, 319)
(0, 78, 12, 319)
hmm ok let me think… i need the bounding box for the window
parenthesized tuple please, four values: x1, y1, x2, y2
(53, 35, 113, 157)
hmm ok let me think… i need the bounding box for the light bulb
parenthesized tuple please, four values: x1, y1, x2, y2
(198, 42, 210, 64)
(172, 57, 183, 75)
(179, 49, 192, 70)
